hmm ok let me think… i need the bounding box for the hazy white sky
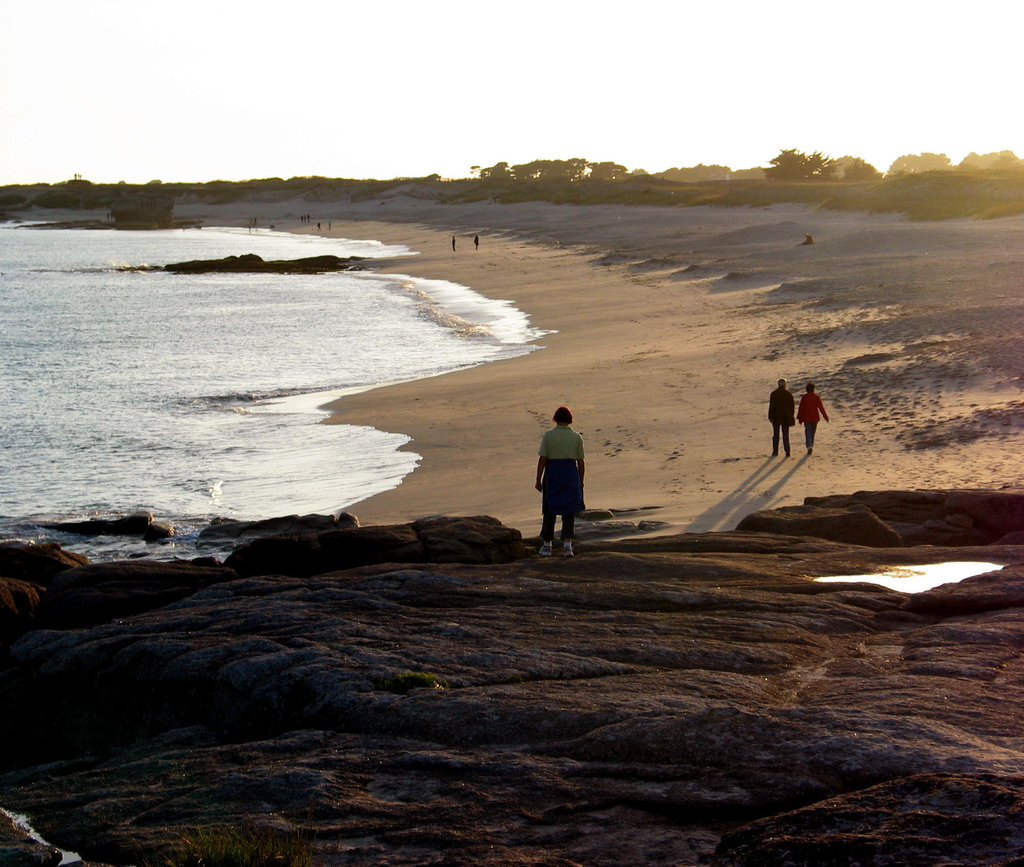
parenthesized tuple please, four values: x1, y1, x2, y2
(1, 0, 1020, 184)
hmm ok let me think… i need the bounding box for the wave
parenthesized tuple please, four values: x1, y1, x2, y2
(381, 273, 549, 347)
(189, 387, 338, 409)
(406, 285, 499, 340)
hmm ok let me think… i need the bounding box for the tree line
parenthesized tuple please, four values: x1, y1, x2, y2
(473, 159, 634, 183)
(471, 150, 1024, 185)
(766, 149, 1024, 181)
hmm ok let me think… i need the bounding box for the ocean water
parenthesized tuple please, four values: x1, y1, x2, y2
(0, 224, 541, 559)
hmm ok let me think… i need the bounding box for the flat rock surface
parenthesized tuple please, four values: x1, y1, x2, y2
(2, 541, 1024, 865)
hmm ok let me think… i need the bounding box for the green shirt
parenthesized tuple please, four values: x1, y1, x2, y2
(538, 424, 585, 460)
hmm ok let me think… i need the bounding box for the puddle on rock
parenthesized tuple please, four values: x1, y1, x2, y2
(815, 561, 1003, 593)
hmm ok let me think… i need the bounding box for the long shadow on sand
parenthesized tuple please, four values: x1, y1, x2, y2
(690, 453, 809, 532)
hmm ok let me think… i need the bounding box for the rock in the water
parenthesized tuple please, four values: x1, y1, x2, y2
(164, 254, 366, 273)
(143, 522, 175, 542)
(736, 503, 902, 547)
(42, 511, 155, 538)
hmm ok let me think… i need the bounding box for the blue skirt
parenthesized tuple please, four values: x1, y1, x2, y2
(542, 459, 584, 515)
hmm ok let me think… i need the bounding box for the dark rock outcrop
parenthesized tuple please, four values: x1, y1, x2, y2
(586, 529, 857, 556)
(224, 515, 526, 578)
(945, 490, 1024, 536)
(41, 511, 175, 545)
(805, 488, 1024, 546)
(412, 515, 527, 563)
(0, 809, 62, 867)
(714, 773, 1024, 866)
(198, 512, 357, 544)
(35, 560, 237, 629)
(2, 542, 1023, 864)
(42, 510, 155, 538)
(1, 499, 1023, 864)
(806, 489, 948, 525)
(736, 503, 902, 547)
(0, 543, 89, 585)
(0, 577, 44, 651)
(144, 522, 175, 542)
(906, 563, 1024, 615)
(164, 253, 366, 274)
(0, 543, 90, 648)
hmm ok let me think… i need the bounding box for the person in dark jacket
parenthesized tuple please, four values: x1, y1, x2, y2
(768, 378, 796, 457)
(797, 382, 830, 454)
(535, 406, 585, 558)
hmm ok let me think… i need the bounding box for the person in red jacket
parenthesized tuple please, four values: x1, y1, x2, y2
(796, 382, 830, 454)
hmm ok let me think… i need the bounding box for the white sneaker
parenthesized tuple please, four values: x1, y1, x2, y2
(539, 542, 552, 556)
(563, 543, 574, 558)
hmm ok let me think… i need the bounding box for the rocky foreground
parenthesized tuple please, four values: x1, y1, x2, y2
(3, 491, 1024, 866)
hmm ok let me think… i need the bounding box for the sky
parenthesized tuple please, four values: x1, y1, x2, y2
(1, 0, 1021, 185)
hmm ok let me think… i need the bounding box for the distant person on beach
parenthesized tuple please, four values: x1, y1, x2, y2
(535, 406, 586, 558)
(797, 382, 830, 454)
(452, 235, 456, 251)
(768, 378, 795, 457)
(474, 234, 480, 250)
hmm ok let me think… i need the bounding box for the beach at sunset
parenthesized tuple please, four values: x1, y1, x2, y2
(6, 193, 1024, 865)
(8, 3, 1024, 861)
(183, 197, 1024, 540)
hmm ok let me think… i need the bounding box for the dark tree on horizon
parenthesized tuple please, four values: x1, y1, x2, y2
(765, 149, 839, 180)
(587, 161, 630, 181)
(477, 161, 513, 181)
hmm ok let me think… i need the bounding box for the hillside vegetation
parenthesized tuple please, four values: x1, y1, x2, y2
(4, 168, 1024, 221)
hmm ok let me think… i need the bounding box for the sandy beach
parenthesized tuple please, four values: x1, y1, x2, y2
(180, 198, 1024, 537)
